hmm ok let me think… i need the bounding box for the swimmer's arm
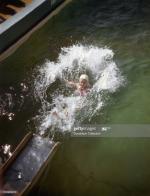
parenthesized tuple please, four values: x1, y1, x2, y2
(64, 79, 78, 89)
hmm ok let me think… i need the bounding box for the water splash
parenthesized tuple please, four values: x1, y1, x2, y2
(0, 82, 29, 121)
(34, 44, 124, 134)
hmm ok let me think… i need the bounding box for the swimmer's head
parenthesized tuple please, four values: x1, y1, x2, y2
(79, 74, 89, 88)
(79, 74, 89, 83)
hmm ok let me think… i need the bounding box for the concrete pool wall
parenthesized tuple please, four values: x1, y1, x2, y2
(0, 0, 72, 62)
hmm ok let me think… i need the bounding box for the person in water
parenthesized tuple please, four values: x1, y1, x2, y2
(40, 75, 91, 138)
(66, 74, 91, 96)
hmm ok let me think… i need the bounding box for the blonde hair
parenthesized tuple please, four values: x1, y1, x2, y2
(79, 74, 89, 83)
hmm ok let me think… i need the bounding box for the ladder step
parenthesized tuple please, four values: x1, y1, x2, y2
(0, 0, 33, 23)
(7, 5, 23, 13)
(0, 15, 5, 23)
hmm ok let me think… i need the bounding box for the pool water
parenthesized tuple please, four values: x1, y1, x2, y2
(0, 0, 150, 195)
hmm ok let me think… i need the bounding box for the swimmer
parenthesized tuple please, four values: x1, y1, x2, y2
(65, 74, 91, 96)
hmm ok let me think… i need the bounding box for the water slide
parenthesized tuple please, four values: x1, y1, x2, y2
(0, 132, 60, 196)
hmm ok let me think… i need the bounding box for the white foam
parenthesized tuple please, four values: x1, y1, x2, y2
(34, 44, 124, 133)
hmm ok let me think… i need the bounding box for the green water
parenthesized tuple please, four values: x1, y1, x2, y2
(34, 138, 150, 196)
(0, 0, 150, 195)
